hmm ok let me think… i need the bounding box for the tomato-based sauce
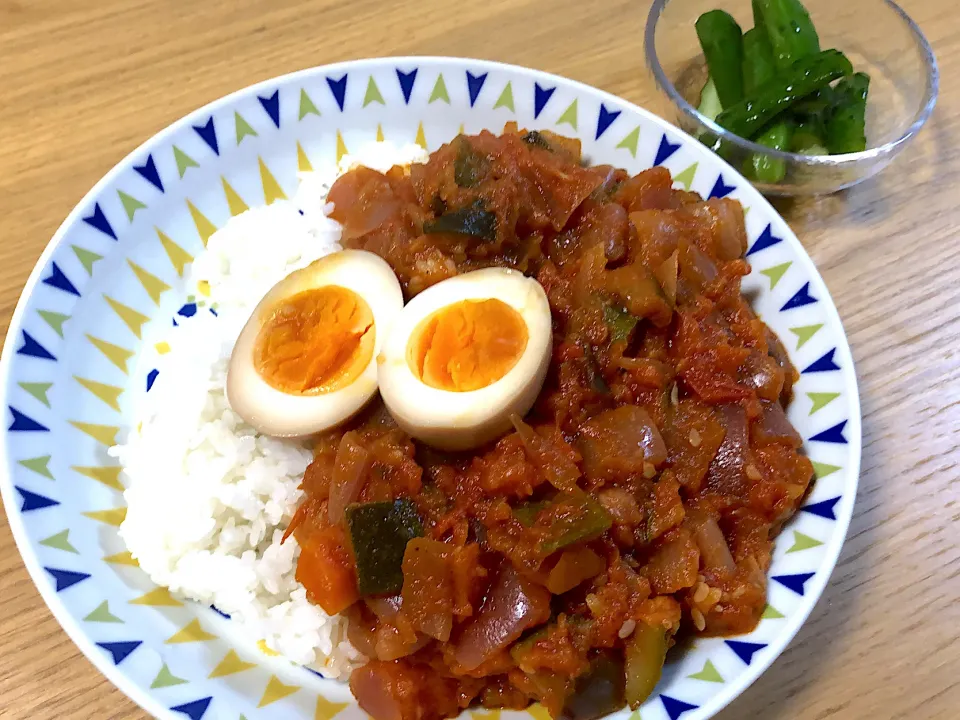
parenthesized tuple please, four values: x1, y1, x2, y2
(288, 126, 813, 720)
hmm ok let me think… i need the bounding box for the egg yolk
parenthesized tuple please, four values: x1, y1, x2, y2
(409, 299, 528, 392)
(254, 286, 375, 395)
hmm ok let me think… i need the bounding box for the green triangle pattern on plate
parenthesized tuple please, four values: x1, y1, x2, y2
(84, 600, 123, 623)
(72, 245, 103, 276)
(235, 112, 258, 144)
(38, 310, 69, 338)
(760, 261, 791, 289)
(494, 82, 515, 112)
(811, 461, 841, 480)
(39, 529, 77, 553)
(173, 145, 199, 178)
(364, 77, 385, 107)
(673, 162, 698, 190)
(430, 74, 450, 104)
(556, 99, 578, 129)
(688, 659, 724, 683)
(18, 382, 52, 408)
(117, 190, 147, 222)
(19, 455, 54, 479)
(762, 604, 785, 619)
(151, 663, 188, 688)
(807, 391, 840, 415)
(299, 88, 320, 119)
(787, 531, 824, 553)
(790, 323, 823, 349)
(616, 126, 640, 157)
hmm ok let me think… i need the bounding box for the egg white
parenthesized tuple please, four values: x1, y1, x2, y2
(377, 267, 552, 451)
(227, 249, 403, 437)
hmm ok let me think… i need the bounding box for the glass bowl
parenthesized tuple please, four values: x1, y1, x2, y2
(644, 0, 939, 195)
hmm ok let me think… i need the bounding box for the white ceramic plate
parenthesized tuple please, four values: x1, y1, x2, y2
(0, 57, 860, 720)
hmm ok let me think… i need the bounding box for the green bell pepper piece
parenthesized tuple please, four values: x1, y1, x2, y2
(345, 499, 423, 596)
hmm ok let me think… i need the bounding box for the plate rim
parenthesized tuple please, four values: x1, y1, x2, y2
(0, 55, 862, 720)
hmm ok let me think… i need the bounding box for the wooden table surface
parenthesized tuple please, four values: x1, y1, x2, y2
(1, 0, 958, 718)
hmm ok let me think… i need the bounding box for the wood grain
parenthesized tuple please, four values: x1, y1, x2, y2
(1, 0, 958, 718)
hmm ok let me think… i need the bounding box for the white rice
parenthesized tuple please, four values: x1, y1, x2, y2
(112, 141, 429, 677)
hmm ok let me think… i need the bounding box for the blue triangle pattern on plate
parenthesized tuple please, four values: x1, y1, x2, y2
(772, 572, 815, 595)
(802, 496, 840, 520)
(326, 74, 348, 111)
(396, 68, 418, 104)
(43, 262, 80, 296)
(654, 133, 681, 165)
(16, 486, 59, 512)
(802, 348, 840, 373)
(17, 331, 56, 361)
(708, 174, 736, 198)
(534, 83, 555, 119)
(780, 282, 817, 311)
(192, 118, 219, 155)
(725, 640, 767, 665)
(171, 697, 213, 720)
(466, 71, 488, 107)
(746, 223, 783, 256)
(45, 567, 91, 592)
(82, 203, 117, 240)
(178, 302, 197, 318)
(9, 407, 49, 432)
(595, 104, 621, 140)
(258, 90, 281, 128)
(146, 369, 159, 392)
(661, 694, 699, 720)
(809, 420, 847, 444)
(133, 155, 164, 192)
(97, 640, 141, 665)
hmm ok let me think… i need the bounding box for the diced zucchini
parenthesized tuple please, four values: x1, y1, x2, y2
(345, 499, 423, 596)
(624, 623, 668, 709)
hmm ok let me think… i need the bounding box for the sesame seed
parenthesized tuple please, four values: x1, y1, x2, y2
(692, 608, 706, 632)
(689, 429, 702, 447)
(618, 619, 637, 639)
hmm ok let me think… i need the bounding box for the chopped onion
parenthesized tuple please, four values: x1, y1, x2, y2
(453, 565, 551, 671)
(328, 431, 372, 523)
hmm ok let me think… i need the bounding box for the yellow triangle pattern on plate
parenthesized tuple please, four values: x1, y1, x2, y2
(72, 465, 123, 491)
(70, 421, 119, 446)
(315, 696, 349, 720)
(336, 131, 348, 163)
(415, 122, 427, 149)
(83, 507, 127, 527)
(86, 334, 134, 374)
(157, 228, 193, 277)
(222, 177, 249, 216)
(104, 295, 149, 338)
(104, 550, 139, 567)
(364, 76, 385, 107)
(297, 142, 313, 172)
(209, 649, 257, 678)
(166, 618, 217, 644)
(528, 704, 551, 720)
(257, 639, 280, 657)
(258, 675, 299, 707)
(130, 586, 183, 606)
(74, 377, 123, 412)
(376, 124, 385, 142)
(187, 200, 218, 246)
(127, 260, 170, 306)
(493, 82, 515, 112)
(259, 158, 287, 204)
(673, 163, 698, 191)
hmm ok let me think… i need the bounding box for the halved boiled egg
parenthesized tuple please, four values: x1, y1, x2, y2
(227, 250, 403, 437)
(377, 268, 552, 450)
